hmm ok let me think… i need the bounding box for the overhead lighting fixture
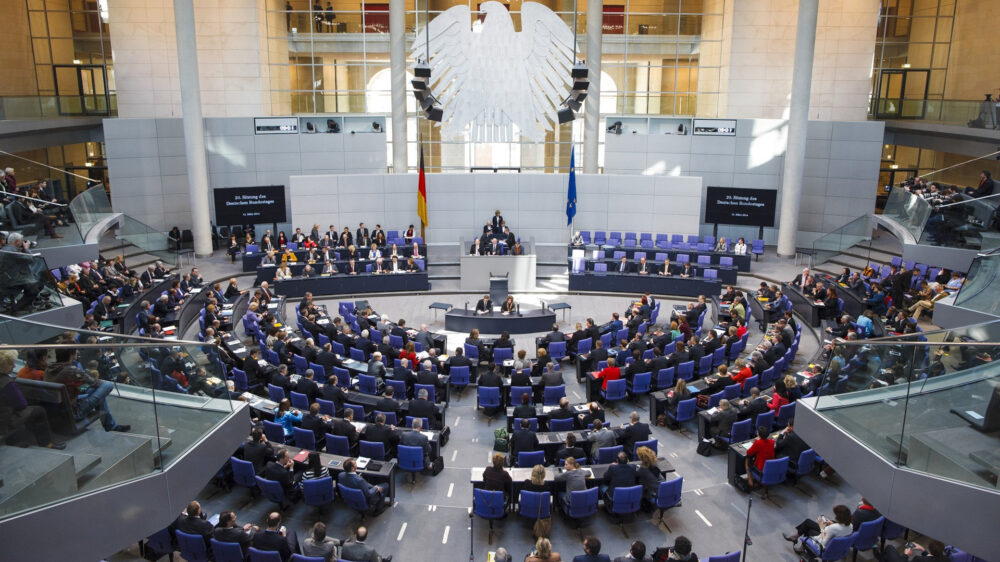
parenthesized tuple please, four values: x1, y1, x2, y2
(558, 61, 590, 124)
(902, 63, 911, 68)
(411, 60, 443, 123)
(73, 59, 82, 65)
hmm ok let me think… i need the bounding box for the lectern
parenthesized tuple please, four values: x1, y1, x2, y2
(489, 272, 508, 305)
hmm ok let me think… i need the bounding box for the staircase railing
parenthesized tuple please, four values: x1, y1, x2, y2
(811, 214, 873, 267)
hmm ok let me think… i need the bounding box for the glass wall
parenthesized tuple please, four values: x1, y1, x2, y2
(870, 0, 954, 120)
(813, 321, 1000, 492)
(0, 142, 107, 201)
(25, 0, 115, 116)
(263, 0, 723, 172)
(954, 254, 1000, 317)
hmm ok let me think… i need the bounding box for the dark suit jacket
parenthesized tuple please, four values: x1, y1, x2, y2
(375, 396, 399, 416)
(556, 445, 587, 463)
(510, 370, 532, 386)
(390, 326, 409, 344)
(620, 422, 651, 453)
(399, 429, 431, 458)
(263, 461, 295, 494)
(407, 398, 439, 428)
(475, 298, 492, 312)
(332, 417, 358, 444)
(251, 530, 292, 561)
(604, 463, 638, 495)
(301, 413, 332, 441)
(510, 429, 539, 458)
(774, 430, 809, 462)
(295, 378, 320, 403)
(709, 408, 738, 437)
(213, 526, 255, 553)
(615, 260, 632, 273)
(320, 384, 348, 411)
(341, 539, 381, 562)
(512, 404, 537, 420)
(365, 423, 400, 450)
(173, 513, 214, 541)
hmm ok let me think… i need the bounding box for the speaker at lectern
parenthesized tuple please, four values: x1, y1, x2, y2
(489, 272, 509, 306)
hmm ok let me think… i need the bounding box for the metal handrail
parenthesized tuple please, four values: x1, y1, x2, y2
(831, 336, 999, 347)
(937, 191, 1000, 208)
(1, 189, 69, 207)
(0, 314, 204, 346)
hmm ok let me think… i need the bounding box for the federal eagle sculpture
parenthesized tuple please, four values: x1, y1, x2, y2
(411, 1, 577, 143)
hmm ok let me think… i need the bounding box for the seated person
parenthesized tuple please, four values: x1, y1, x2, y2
(337, 457, 388, 510)
(782, 504, 854, 556)
(602, 451, 637, 505)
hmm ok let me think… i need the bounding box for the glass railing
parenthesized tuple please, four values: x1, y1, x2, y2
(0, 94, 117, 120)
(0, 316, 234, 520)
(0, 252, 64, 316)
(118, 214, 181, 267)
(812, 214, 873, 266)
(881, 186, 935, 242)
(954, 253, 1000, 317)
(812, 320, 1000, 491)
(68, 184, 115, 240)
(872, 98, 999, 129)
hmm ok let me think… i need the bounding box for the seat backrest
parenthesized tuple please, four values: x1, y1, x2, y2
(597, 444, 623, 464)
(576, 337, 592, 355)
(761, 456, 790, 485)
(248, 547, 284, 562)
(175, 530, 209, 560)
(675, 397, 697, 420)
(513, 417, 539, 432)
(518, 490, 551, 518)
(631, 372, 651, 393)
(820, 533, 857, 560)
(262, 420, 285, 443)
(290, 391, 309, 410)
(302, 476, 334, 506)
(707, 552, 741, 562)
(517, 450, 545, 467)
(211, 539, 246, 562)
(568, 487, 599, 517)
(292, 427, 316, 450)
(326, 433, 351, 456)
(550, 417, 574, 431)
(543, 385, 566, 404)
(610, 485, 643, 514)
(853, 516, 885, 550)
(478, 386, 500, 406)
(604, 378, 626, 399)
(398, 444, 425, 471)
(336, 482, 369, 513)
(359, 440, 385, 460)
(230, 456, 257, 487)
(730, 419, 752, 442)
(677, 360, 695, 380)
(451, 365, 471, 384)
(656, 367, 675, 389)
(656, 476, 683, 509)
(473, 488, 506, 518)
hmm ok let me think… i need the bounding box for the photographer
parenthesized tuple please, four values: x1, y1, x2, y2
(880, 539, 949, 562)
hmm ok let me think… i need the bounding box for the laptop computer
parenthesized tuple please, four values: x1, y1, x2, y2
(952, 385, 1000, 433)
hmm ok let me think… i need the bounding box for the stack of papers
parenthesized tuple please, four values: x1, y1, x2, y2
(356, 457, 370, 469)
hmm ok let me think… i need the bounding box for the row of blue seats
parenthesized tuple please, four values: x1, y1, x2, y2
(576, 231, 764, 254)
(245, 236, 424, 254)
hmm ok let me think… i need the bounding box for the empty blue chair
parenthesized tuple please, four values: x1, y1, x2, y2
(549, 341, 567, 361)
(581, 231, 591, 244)
(751, 239, 764, 260)
(337, 483, 372, 518)
(267, 384, 285, 403)
(175, 530, 210, 562)
(255, 475, 288, 510)
(677, 360, 695, 381)
(517, 450, 545, 467)
(667, 397, 697, 435)
(719, 418, 752, 445)
(518, 490, 550, 522)
(615, 328, 629, 343)
(358, 374, 378, 395)
(741, 375, 759, 397)
(211, 538, 246, 562)
(450, 365, 471, 390)
(790, 448, 818, 495)
(655, 476, 683, 532)
(596, 445, 623, 464)
(290, 391, 309, 410)
(656, 367, 675, 390)
(385, 379, 406, 397)
(262, 420, 285, 444)
(607, 485, 643, 535)
(702, 390, 724, 411)
(575, 337, 592, 359)
(331, 341, 346, 355)
(302, 476, 335, 510)
(473, 488, 506, 544)
(511, 385, 532, 404)
(359, 440, 386, 461)
(344, 403, 366, 421)
(231, 456, 258, 495)
(594, 231, 607, 245)
(698, 355, 713, 377)
(333, 367, 350, 387)
(626, 372, 651, 398)
(398, 444, 425, 483)
(464, 343, 479, 362)
(290, 555, 325, 562)
(565, 486, 599, 527)
(601, 378, 627, 404)
(550, 417, 574, 431)
(350, 347, 366, 362)
(724, 383, 741, 401)
(293, 427, 316, 450)
(389, 334, 404, 349)
(293, 354, 308, 375)
(478, 386, 501, 414)
(543, 384, 566, 405)
(232, 368, 258, 392)
(326, 433, 350, 456)
(493, 346, 513, 365)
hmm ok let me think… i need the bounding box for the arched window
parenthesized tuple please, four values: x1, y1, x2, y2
(366, 68, 417, 113)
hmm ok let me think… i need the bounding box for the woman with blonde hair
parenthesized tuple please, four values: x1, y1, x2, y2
(522, 464, 548, 492)
(526, 537, 562, 562)
(636, 445, 664, 503)
(666, 378, 690, 415)
(784, 374, 801, 401)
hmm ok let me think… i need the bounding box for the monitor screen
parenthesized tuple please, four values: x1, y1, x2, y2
(213, 185, 287, 225)
(704, 186, 777, 227)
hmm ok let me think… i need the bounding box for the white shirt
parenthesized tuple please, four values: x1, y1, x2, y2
(733, 243, 747, 255)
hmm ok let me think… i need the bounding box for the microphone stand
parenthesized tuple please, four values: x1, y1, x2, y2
(741, 495, 753, 562)
(469, 511, 475, 561)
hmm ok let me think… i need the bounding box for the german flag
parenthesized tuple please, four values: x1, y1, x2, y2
(417, 146, 429, 229)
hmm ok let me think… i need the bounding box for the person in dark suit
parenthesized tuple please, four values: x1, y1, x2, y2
(374, 385, 400, 418)
(171, 500, 214, 547)
(665, 342, 689, 369)
(588, 339, 609, 374)
(851, 497, 881, 531)
(512, 392, 536, 420)
(315, 343, 342, 374)
(475, 294, 492, 314)
(365, 413, 401, 458)
(491, 210, 504, 234)
(488, 237, 501, 255)
(619, 411, 651, 458)
(337, 458, 388, 507)
(407, 388, 440, 429)
(356, 223, 370, 247)
(603, 452, 638, 503)
(212, 510, 257, 557)
(295, 369, 320, 403)
(251, 512, 300, 561)
(340, 526, 392, 562)
(687, 337, 706, 368)
(270, 365, 296, 395)
(774, 419, 810, 464)
(244, 428, 275, 474)
(556, 432, 586, 464)
(332, 408, 360, 449)
(509, 417, 540, 464)
(635, 257, 651, 275)
(708, 399, 738, 440)
(300, 402, 334, 443)
(616, 256, 631, 274)
(399, 417, 432, 466)
(445, 347, 473, 375)
(573, 536, 612, 562)
(881, 539, 948, 562)
(390, 319, 409, 345)
(737, 386, 768, 420)
(543, 323, 566, 348)
(470, 237, 484, 255)
(263, 449, 300, 500)
(966, 170, 995, 197)
(704, 365, 735, 395)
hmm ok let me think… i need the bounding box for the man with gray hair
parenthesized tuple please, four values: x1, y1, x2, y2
(367, 351, 387, 381)
(398, 415, 432, 469)
(295, 368, 320, 403)
(620, 410, 651, 459)
(414, 323, 434, 354)
(406, 387, 439, 429)
(4, 231, 31, 253)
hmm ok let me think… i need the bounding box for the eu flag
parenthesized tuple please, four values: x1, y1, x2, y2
(566, 146, 577, 226)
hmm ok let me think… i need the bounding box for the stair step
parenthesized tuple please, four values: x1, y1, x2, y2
(58, 428, 157, 491)
(0, 445, 79, 517)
